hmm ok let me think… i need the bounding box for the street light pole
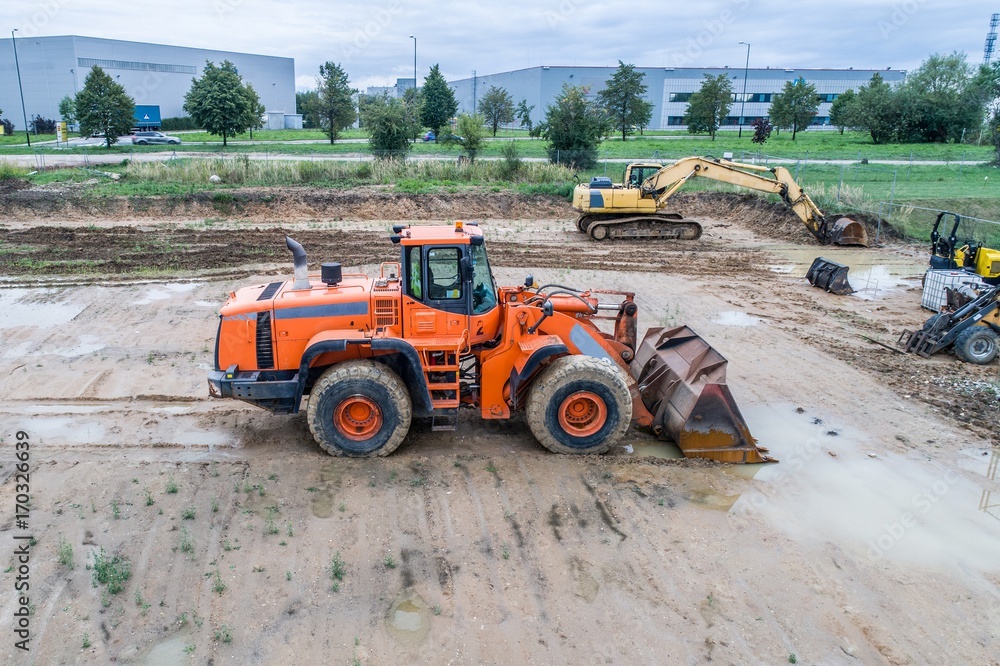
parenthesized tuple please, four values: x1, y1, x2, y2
(738, 41, 750, 139)
(11, 29, 30, 146)
(409, 35, 416, 92)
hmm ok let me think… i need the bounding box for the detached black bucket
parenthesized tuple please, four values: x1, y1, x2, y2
(807, 257, 855, 295)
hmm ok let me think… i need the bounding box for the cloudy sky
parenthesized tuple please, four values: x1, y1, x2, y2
(8, 0, 998, 89)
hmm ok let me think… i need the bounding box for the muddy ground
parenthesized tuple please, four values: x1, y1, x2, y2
(0, 187, 998, 665)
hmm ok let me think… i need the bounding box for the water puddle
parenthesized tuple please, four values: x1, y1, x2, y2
(133, 283, 198, 305)
(735, 404, 999, 575)
(140, 630, 193, 665)
(713, 311, 762, 327)
(55, 335, 106, 357)
(386, 594, 431, 645)
(766, 247, 926, 300)
(23, 416, 107, 444)
(847, 264, 913, 300)
(0, 288, 85, 329)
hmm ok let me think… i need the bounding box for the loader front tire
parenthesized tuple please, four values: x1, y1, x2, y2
(307, 360, 412, 457)
(526, 355, 632, 455)
(954, 326, 999, 365)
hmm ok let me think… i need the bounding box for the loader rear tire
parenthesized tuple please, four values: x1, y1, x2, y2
(954, 326, 999, 365)
(307, 360, 412, 457)
(526, 356, 632, 455)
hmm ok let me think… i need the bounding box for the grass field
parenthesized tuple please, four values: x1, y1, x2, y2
(3, 133, 998, 245)
(1, 130, 996, 163)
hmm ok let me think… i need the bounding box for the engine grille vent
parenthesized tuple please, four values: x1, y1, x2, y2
(257, 282, 283, 301)
(374, 298, 399, 328)
(255, 310, 274, 369)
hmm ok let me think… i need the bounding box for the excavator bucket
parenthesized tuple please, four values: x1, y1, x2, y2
(629, 326, 775, 464)
(826, 215, 868, 246)
(806, 257, 855, 295)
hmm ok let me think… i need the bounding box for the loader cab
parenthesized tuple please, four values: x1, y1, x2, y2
(392, 223, 500, 341)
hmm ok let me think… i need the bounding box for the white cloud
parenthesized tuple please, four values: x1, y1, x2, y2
(7, 0, 996, 91)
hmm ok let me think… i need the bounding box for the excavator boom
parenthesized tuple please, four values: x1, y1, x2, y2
(573, 156, 868, 246)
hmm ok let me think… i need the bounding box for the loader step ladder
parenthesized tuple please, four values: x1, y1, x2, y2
(430, 409, 459, 432)
(419, 346, 462, 410)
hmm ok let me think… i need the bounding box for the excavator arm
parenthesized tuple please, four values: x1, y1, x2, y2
(641, 157, 868, 246)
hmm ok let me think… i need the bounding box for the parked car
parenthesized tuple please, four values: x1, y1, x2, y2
(421, 131, 435, 142)
(131, 131, 181, 145)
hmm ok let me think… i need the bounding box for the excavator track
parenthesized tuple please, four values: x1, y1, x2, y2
(577, 213, 702, 241)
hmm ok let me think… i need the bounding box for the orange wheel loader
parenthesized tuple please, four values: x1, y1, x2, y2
(207, 222, 773, 463)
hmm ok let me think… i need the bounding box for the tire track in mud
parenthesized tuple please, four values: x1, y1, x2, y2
(1, 224, 772, 279)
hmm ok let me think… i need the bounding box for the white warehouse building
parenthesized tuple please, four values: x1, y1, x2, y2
(0, 35, 296, 128)
(449, 66, 908, 131)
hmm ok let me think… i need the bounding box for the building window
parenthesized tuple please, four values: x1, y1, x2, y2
(667, 116, 686, 126)
(77, 58, 197, 75)
(816, 93, 838, 103)
(669, 92, 693, 103)
(747, 93, 772, 103)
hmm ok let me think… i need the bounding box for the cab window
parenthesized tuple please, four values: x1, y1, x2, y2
(427, 247, 462, 300)
(471, 242, 497, 314)
(407, 246, 422, 299)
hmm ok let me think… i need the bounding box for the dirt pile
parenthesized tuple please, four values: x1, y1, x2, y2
(0, 186, 571, 222)
(670, 192, 897, 244)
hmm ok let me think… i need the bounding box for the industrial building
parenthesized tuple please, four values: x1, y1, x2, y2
(449, 66, 908, 131)
(0, 35, 297, 130)
(366, 78, 416, 98)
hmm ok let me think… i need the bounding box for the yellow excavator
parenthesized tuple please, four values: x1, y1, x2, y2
(572, 156, 868, 246)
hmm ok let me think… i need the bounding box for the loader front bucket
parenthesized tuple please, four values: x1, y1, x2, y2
(806, 257, 855, 295)
(826, 215, 868, 246)
(629, 326, 775, 464)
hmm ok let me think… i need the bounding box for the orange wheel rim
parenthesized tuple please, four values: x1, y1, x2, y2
(558, 391, 607, 437)
(334, 395, 382, 441)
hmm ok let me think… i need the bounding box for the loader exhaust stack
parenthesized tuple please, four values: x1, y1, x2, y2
(285, 236, 312, 290)
(629, 326, 775, 464)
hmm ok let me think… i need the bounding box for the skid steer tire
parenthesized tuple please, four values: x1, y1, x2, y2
(526, 356, 632, 455)
(307, 360, 412, 457)
(954, 326, 999, 365)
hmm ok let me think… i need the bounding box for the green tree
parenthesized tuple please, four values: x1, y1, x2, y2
(541, 84, 608, 168)
(243, 83, 265, 140)
(683, 74, 733, 140)
(183, 60, 260, 146)
(419, 64, 458, 140)
(479, 86, 515, 137)
(515, 99, 534, 134)
(296, 90, 320, 128)
(441, 113, 486, 161)
(58, 95, 77, 125)
(315, 62, 357, 144)
(598, 61, 653, 141)
(854, 73, 898, 144)
(74, 66, 135, 149)
(895, 52, 985, 143)
(401, 87, 424, 141)
(361, 93, 414, 158)
(828, 89, 858, 134)
(768, 78, 819, 140)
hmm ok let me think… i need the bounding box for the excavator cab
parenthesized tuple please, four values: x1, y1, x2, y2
(625, 163, 663, 189)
